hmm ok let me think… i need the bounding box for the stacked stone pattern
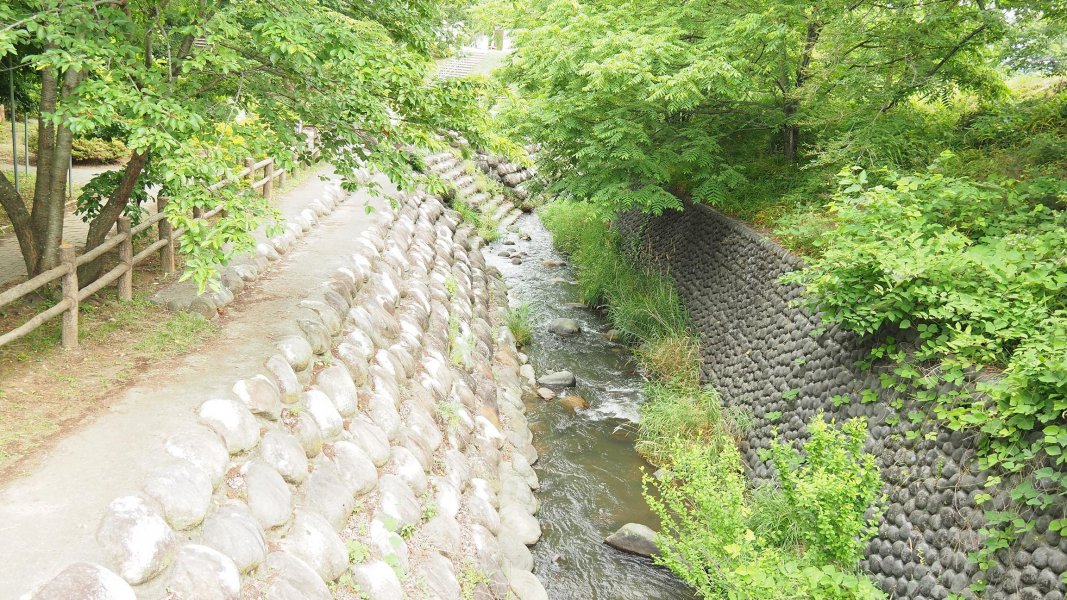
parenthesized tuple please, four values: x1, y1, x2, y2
(424, 153, 524, 232)
(617, 203, 1066, 600)
(29, 185, 546, 600)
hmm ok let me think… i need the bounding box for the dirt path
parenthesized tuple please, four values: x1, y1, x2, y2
(0, 167, 390, 598)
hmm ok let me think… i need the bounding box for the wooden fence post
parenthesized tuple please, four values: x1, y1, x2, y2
(60, 243, 79, 349)
(264, 159, 274, 199)
(117, 217, 133, 301)
(157, 196, 175, 274)
(279, 168, 287, 189)
(246, 157, 256, 193)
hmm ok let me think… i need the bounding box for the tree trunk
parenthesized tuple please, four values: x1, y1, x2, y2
(0, 172, 38, 273)
(781, 20, 821, 161)
(36, 68, 82, 274)
(78, 151, 149, 283)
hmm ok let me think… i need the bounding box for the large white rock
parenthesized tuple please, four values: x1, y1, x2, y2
(349, 561, 403, 600)
(28, 563, 134, 600)
(241, 460, 292, 529)
(499, 504, 541, 546)
(164, 544, 241, 600)
(259, 428, 309, 484)
(143, 460, 213, 530)
(303, 390, 343, 439)
(376, 474, 421, 530)
(389, 445, 428, 495)
(347, 417, 391, 466)
(199, 504, 267, 573)
(232, 375, 282, 420)
(280, 510, 347, 583)
(414, 552, 461, 600)
(197, 398, 259, 454)
(266, 354, 302, 403)
(163, 428, 229, 488)
(277, 335, 313, 371)
(257, 551, 330, 600)
(421, 514, 463, 560)
(507, 567, 549, 600)
(313, 365, 358, 417)
(368, 518, 409, 573)
(331, 441, 379, 497)
(301, 460, 355, 529)
(366, 392, 401, 441)
(96, 496, 178, 584)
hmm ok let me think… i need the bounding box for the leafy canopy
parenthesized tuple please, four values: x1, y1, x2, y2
(1, 0, 509, 287)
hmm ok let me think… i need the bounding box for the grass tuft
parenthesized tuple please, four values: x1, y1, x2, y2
(505, 302, 533, 347)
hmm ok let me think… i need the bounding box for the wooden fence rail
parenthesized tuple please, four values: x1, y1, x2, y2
(0, 151, 294, 351)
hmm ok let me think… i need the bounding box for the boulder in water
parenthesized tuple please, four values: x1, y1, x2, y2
(547, 318, 581, 336)
(604, 523, 659, 557)
(536, 371, 575, 388)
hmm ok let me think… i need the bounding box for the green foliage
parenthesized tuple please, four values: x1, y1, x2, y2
(767, 416, 884, 566)
(483, 0, 1057, 217)
(504, 302, 532, 347)
(0, 0, 510, 285)
(346, 540, 370, 564)
(784, 166, 1067, 501)
(451, 197, 501, 243)
(644, 419, 885, 600)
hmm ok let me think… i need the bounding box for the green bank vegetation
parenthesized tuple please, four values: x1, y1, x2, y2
(541, 201, 886, 598)
(491, 0, 1067, 584)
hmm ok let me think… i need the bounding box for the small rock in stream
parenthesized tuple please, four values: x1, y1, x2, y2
(511, 257, 523, 265)
(547, 318, 581, 336)
(519, 232, 532, 241)
(536, 388, 555, 400)
(536, 371, 575, 388)
(560, 395, 588, 412)
(602, 329, 622, 342)
(542, 260, 565, 268)
(604, 523, 659, 558)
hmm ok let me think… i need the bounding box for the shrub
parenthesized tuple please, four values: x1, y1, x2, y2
(645, 415, 886, 599)
(767, 415, 884, 566)
(71, 136, 128, 164)
(784, 165, 1067, 501)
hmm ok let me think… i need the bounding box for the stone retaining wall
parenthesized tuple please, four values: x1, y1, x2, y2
(617, 203, 1066, 600)
(27, 185, 547, 600)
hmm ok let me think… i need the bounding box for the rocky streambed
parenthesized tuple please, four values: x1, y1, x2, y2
(486, 213, 695, 600)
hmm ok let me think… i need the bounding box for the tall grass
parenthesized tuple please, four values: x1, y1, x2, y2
(540, 201, 690, 360)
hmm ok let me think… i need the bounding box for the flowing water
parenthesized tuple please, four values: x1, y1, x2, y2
(486, 214, 695, 600)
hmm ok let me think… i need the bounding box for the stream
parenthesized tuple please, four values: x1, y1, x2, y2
(486, 214, 695, 600)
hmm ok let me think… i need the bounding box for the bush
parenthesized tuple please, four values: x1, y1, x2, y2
(71, 136, 128, 164)
(784, 165, 1067, 491)
(767, 416, 884, 566)
(644, 419, 886, 599)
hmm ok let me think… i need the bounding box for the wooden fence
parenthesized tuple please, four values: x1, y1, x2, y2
(0, 154, 290, 350)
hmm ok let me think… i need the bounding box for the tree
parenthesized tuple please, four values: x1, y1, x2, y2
(0, 0, 505, 287)
(484, 0, 1057, 214)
